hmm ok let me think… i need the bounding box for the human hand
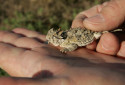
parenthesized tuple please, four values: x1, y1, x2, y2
(0, 28, 125, 85)
(72, 0, 125, 57)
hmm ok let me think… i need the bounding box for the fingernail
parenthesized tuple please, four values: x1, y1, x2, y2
(84, 14, 105, 24)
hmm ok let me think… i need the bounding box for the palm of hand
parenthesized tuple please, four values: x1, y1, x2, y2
(0, 28, 124, 85)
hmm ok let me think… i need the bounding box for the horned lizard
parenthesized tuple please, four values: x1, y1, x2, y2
(46, 28, 122, 53)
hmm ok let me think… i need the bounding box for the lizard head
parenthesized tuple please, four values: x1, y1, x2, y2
(46, 28, 67, 46)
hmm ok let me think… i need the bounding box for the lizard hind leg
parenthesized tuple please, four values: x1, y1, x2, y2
(60, 44, 78, 53)
(60, 48, 70, 53)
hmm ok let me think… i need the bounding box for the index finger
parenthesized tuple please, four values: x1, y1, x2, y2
(13, 28, 46, 41)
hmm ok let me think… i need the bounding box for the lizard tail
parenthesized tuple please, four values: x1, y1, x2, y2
(110, 29, 123, 32)
(102, 29, 123, 33)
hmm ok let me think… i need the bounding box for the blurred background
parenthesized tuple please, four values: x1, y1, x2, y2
(0, 0, 108, 76)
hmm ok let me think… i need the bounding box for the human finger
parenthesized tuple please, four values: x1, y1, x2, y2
(86, 41, 97, 50)
(117, 41, 125, 58)
(0, 42, 28, 76)
(13, 28, 46, 41)
(71, 4, 103, 28)
(83, 0, 125, 31)
(96, 32, 119, 55)
(0, 42, 54, 77)
(0, 31, 44, 49)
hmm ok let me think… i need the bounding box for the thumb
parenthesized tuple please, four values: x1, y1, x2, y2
(83, 0, 125, 31)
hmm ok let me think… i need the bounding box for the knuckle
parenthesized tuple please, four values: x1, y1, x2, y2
(100, 0, 123, 20)
(14, 37, 29, 44)
(102, 1, 109, 6)
(107, 0, 122, 13)
(96, 4, 103, 12)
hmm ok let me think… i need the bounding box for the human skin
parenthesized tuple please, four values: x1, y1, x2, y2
(0, 0, 125, 84)
(72, 0, 125, 56)
(0, 28, 124, 85)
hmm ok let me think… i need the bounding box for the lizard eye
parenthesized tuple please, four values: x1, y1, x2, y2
(61, 32, 67, 39)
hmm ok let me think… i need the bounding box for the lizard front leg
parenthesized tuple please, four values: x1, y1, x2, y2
(60, 44, 78, 53)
